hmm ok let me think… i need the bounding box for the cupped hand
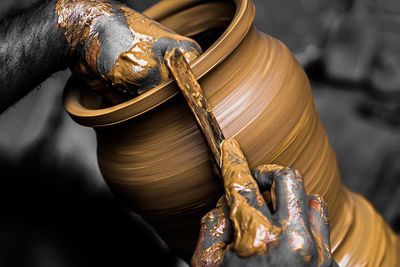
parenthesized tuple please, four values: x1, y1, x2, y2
(56, 0, 201, 102)
(192, 138, 338, 267)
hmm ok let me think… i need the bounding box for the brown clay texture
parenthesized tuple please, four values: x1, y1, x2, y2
(63, 0, 400, 265)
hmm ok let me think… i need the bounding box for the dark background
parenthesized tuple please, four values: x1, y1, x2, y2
(1, 0, 400, 266)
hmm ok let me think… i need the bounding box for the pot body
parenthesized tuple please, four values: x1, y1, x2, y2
(64, 0, 399, 265)
(95, 27, 399, 265)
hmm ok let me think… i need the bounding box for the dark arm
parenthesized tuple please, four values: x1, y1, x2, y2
(0, 0, 201, 113)
(0, 0, 68, 113)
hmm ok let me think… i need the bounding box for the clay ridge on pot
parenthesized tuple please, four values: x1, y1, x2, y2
(63, 0, 400, 265)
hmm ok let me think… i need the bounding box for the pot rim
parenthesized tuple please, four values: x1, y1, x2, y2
(63, 0, 255, 127)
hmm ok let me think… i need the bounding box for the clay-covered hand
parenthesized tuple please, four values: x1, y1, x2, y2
(191, 138, 338, 267)
(55, 0, 202, 101)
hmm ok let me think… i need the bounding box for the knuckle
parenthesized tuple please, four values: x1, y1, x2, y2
(253, 164, 284, 175)
(308, 194, 329, 215)
(276, 167, 298, 182)
(290, 167, 303, 180)
(277, 168, 306, 190)
(279, 167, 296, 178)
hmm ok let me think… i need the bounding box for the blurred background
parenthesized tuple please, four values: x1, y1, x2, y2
(1, 0, 400, 266)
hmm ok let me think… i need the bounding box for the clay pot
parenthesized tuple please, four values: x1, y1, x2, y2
(64, 0, 399, 265)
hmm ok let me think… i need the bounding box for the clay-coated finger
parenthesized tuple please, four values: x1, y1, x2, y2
(252, 164, 278, 192)
(191, 201, 232, 267)
(220, 138, 270, 217)
(252, 164, 288, 210)
(273, 168, 309, 227)
(308, 194, 335, 267)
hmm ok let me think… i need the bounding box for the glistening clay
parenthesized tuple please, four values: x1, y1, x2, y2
(64, 0, 400, 265)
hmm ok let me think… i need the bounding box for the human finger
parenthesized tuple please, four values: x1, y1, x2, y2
(272, 167, 309, 226)
(251, 164, 280, 192)
(153, 37, 202, 64)
(220, 139, 281, 257)
(308, 194, 335, 267)
(191, 199, 232, 267)
(220, 138, 270, 215)
(252, 164, 288, 211)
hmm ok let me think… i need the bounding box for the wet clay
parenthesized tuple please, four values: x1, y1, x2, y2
(63, 0, 400, 265)
(55, 0, 125, 102)
(221, 139, 281, 257)
(56, 0, 200, 97)
(106, 5, 200, 92)
(192, 201, 229, 267)
(55, 0, 112, 51)
(166, 50, 282, 257)
(193, 159, 335, 266)
(308, 194, 332, 266)
(165, 48, 225, 167)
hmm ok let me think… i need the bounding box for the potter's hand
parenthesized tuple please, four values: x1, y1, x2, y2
(192, 138, 337, 267)
(56, 0, 201, 101)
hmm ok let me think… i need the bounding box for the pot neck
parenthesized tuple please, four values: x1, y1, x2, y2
(64, 0, 255, 127)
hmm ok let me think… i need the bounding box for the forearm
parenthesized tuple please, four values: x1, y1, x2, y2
(0, 0, 68, 113)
